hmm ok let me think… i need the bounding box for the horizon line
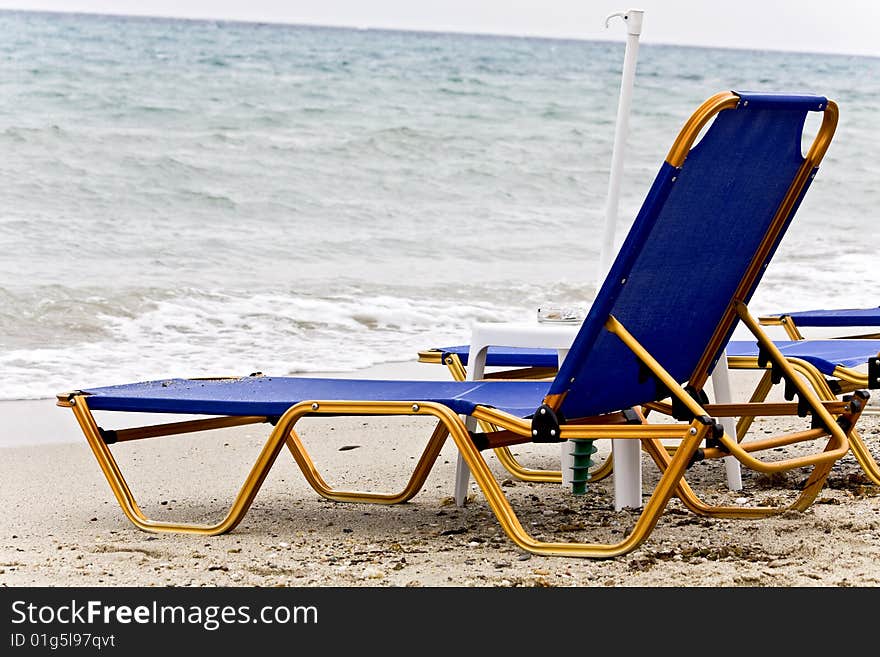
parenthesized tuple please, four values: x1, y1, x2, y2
(2, 7, 878, 60)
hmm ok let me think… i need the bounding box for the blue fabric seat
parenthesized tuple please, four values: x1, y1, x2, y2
(82, 376, 552, 419)
(726, 339, 880, 376)
(436, 345, 560, 369)
(769, 307, 880, 328)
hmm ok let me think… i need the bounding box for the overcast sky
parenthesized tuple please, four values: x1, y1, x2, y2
(1, 1, 878, 56)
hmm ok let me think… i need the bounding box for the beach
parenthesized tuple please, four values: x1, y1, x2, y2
(2, 364, 879, 588)
(1, 11, 879, 590)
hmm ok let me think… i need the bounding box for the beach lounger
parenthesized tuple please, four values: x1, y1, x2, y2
(57, 91, 867, 558)
(725, 338, 880, 484)
(418, 338, 880, 484)
(760, 307, 880, 339)
(420, 339, 880, 383)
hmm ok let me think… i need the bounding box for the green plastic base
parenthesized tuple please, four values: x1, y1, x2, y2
(569, 439, 597, 496)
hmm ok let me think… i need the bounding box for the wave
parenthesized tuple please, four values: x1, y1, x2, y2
(0, 285, 533, 400)
(3, 13, 880, 400)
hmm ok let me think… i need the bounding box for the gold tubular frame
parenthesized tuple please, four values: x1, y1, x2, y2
(61, 93, 861, 557)
(725, 353, 880, 484)
(59, 300, 862, 557)
(749, 307, 880, 482)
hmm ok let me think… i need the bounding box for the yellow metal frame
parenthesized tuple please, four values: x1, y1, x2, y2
(58, 302, 862, 557)
(726, 353, 880, 484)
(749, 309, 880, 483)
(60, 92, 860, 557)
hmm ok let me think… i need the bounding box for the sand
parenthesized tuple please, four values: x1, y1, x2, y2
(1, 365, 879, 588)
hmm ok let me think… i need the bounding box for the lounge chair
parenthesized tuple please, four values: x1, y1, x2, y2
(760, 307, 880, 339)
(725, 339, 880, 484)
(418, 339, 880, 385)
(418, 338, 880, 485)
(57, 90, 867, 558)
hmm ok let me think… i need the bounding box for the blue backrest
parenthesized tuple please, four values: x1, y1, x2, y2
(551, 91, 831, 419)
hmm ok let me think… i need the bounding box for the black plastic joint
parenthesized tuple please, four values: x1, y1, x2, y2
(706, 419, 727, 450)
(757, 344, 785, 385)
(530, 404, 565, 443)
(687, 448, 706, 468)
(846, 390, 870, 414)
(622, 408, 641, 424)
(468, 430, 490, 451)
(869, 357, 880, 389)
(672, 386, 709, 422)
(827, 379, 843, 395)
(757, 344, 771, 369)
(98, 427, 118, 445)
(811, 413, 832, 433)
(783, 376, 797, 401)
(771, 362, 784, 385)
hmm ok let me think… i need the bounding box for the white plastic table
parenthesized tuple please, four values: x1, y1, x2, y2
(454, 320, 742, 510)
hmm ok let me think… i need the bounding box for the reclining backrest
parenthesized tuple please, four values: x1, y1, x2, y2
(549, 91, 836, 419)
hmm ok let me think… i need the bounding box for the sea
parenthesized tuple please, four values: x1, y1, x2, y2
(1, 10, 878, 402)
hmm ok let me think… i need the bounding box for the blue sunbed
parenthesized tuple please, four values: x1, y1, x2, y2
(421, 339, 879, 384)
(759, 306, 880, 340)
(58, 91, 865, 558)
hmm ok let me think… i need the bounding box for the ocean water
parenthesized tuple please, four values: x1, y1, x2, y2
(0, 10, 878, 401)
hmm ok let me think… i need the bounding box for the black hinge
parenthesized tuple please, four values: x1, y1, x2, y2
(530, 404, 565, 443)
(468, 430, 490, 451)
(97, 427, 118, 445)
(671, 385, 710, 422)
(757, 344, 785, 384)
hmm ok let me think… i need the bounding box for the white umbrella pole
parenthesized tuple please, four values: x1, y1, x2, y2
(596, 8, 644, 290)
(602, 9, 644, 511)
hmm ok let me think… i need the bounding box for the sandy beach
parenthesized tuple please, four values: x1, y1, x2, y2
(2, 9, 879, 592)
(1, 362, 879, 589)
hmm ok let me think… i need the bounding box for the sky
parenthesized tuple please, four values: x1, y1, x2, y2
(0, 1, 878, 57)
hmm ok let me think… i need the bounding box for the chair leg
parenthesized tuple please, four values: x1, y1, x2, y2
(494, 446, 563, 483)
(444, 353, 563, 486)
(68, 396, 291, 536)
(74, 394, 726, 556)
(68, 397, 448, 534)
(607, 307, 854, 517)
(641, 437, 833, 518)
(283, 421, 448, 504)
(275, 401, 720, 557)
(445, 353, 615, 488)
(450, 418, 711, 558)
(735, 359, 880, 485)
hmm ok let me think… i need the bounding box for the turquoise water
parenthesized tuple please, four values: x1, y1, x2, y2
(0, 10, 878, 400)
